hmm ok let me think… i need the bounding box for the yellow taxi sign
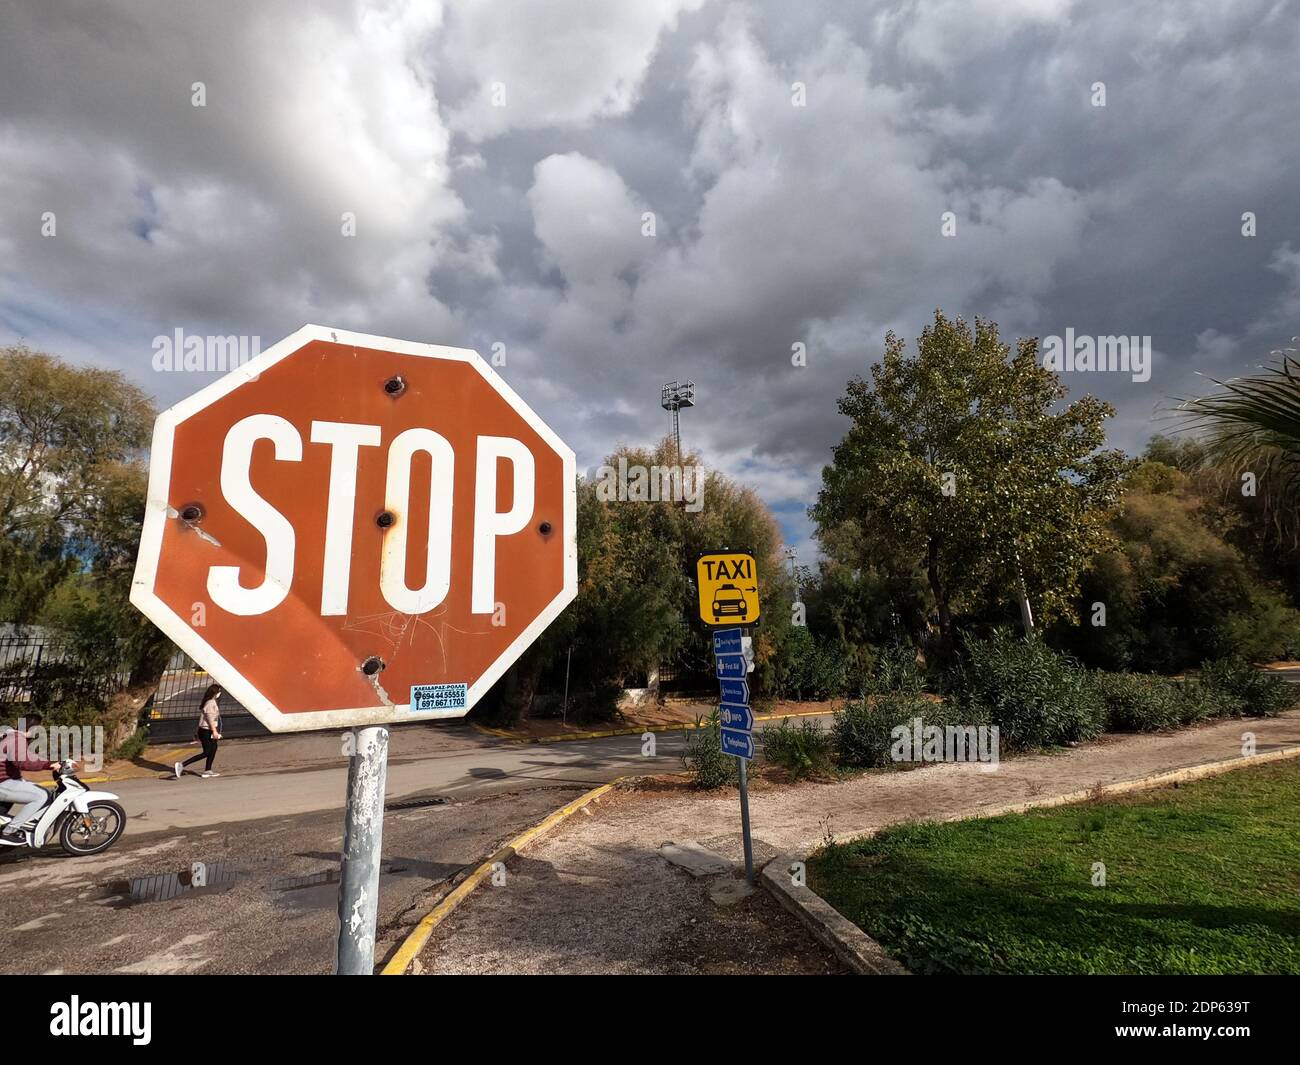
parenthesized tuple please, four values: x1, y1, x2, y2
(697, 553, 760, 626)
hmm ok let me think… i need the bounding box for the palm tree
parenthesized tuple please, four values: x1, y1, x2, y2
(1177, 342, 1300, 542)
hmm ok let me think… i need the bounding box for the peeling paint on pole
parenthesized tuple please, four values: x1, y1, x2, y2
(336, 725, 389, 974)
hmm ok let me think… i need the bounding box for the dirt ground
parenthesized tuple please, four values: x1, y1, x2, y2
(416, 710, 1300, 974)
(418, 787, 846, 975)
(477, 697, 842, 741)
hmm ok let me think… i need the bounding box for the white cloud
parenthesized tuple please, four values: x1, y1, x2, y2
(632, 15, 1087, 364)
(3, 0, 1298, 556)
(528, 153, 648, 286)
(441, 0, 705, 139)
(877, 0, 1074, 67)
(0, 0, 463, 369)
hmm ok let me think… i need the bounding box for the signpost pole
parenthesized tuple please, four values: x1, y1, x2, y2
(336, 724, 389, 975)
(737, 623, 754, 884)
(737, 755, 754, 884)
(698, 553, 762, 889)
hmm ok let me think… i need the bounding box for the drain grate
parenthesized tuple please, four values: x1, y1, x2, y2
(275, 860, 410, 896)
(384, 795, 449, 811)
(106, 861, 239, 906)
(274, 869, 339, 892)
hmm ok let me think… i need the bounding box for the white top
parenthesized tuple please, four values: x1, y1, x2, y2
(198, 699, 221, 731)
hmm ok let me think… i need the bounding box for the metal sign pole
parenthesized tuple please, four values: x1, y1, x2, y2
(698, 553, 760, 889)
(336, 724, 389, 975)
(737, 756, 754, 884)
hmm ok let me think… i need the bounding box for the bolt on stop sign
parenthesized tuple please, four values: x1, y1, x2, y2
(131, 326, 577, 731)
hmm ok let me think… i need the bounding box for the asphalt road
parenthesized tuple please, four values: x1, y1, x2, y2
(114, 726, 705, 831)
(1, 783, 588, 974)
(1, 717, 828, 974)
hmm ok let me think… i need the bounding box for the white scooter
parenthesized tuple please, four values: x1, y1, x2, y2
(0, 760, 126, 856)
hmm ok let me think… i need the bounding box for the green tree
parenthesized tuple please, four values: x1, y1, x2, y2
(0, 346, 168, 682)
(1177, 352, 1300, 475)
(0, 346, 154, 545)
(1176, 355, 1300, 574)
(1054, 457, 1300, 671)
(487, 437, 796, 724)
(1145, 430, 1300, 603)
(812, 311, 1127, 648)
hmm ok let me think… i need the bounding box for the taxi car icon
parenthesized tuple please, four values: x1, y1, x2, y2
(711, 583, 749, 621)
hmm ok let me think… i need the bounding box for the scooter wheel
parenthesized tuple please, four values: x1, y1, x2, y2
(59, 801, 126, 856)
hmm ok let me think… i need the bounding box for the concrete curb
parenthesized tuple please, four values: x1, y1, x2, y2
(826, 742, 1300, 845)
(380, 779, 621, 975)
(767, 744, 1300, 974)
(473, 708, 829, 745)
(35, 745, 202, 789)
(761, 855, 910, 975)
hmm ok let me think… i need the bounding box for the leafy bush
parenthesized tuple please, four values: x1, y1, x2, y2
(1171, 677, 1234, 725)
(580, 685, 626, 725)
(862, 640, 926, 696)
(111, 725, 149, 761)
(553, 680, 625, 726)
(762, 717, 835, 780)
(1055, 471, 1300, 674)
(1090, 672, 1183, 732)
(683, 710, 738, 789)
(1093, 660, 1296, 732)
(1197, 657, 1297, 718)
(832, 693, 976, 768)
(951, 631, 1104, 751)
(833, 694, 925, 768)
(772, 626, 846, 700)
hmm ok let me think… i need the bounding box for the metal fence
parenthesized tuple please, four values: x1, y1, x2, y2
(0, 635, 266, 741)
(149, 649, 266, 740)
(0, 635, 129, 718)
(656, 647, 715, 694)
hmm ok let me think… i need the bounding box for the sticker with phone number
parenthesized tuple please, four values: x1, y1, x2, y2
(410, 683, 468, 712)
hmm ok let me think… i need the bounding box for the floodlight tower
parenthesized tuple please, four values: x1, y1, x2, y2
(660, 380, 695, 461)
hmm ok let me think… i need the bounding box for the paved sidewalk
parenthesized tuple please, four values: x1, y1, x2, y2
(416, 711, 1300, 974)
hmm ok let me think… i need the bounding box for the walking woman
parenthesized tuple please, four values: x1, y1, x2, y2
(175, 684, 223, 779)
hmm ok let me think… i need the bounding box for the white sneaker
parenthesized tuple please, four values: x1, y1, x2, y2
(174, 762, 183, 779)
(201, 771, 219, 778)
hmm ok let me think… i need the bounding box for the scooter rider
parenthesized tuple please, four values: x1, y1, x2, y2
(0, 713, 55, 846)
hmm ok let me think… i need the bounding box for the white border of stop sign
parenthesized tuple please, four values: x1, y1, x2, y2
(130, 324, 577, 732)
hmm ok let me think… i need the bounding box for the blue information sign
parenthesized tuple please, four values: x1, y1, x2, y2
(719, 703, 753, 730)
(712, 628, 743, 656)
(718, 678, 750, 705)
(720, 727, 754, 760)
(714, 653, 746, 679)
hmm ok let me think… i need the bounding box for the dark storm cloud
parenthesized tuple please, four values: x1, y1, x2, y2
(3, 0, 1298, 560)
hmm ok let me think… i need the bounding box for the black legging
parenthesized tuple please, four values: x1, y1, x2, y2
(182, 729, 219, 772)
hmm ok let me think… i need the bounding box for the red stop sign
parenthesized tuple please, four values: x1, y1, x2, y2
(131, 326, 576, 731)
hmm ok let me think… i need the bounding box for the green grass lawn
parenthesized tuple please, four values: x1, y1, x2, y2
(809, 759, 1300, 974)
